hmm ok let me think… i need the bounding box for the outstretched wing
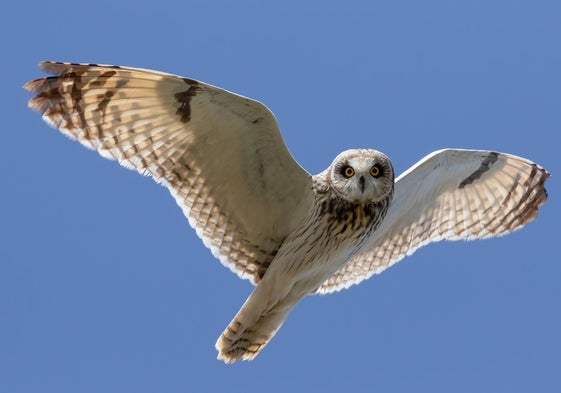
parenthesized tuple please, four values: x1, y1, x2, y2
(318, 149, 549, 294)
(25, 61, 314, 284)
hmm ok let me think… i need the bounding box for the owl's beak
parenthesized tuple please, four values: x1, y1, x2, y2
(359, 175, 365, 193)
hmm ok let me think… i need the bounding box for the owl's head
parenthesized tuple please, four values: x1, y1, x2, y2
(328, 149, 394, 203)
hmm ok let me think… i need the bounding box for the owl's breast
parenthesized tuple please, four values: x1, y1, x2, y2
(264, 195, 391, 290)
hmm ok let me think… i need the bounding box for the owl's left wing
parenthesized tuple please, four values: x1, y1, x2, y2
(317, 149, 550, 294)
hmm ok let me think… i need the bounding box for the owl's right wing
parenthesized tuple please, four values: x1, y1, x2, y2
(317, 149, 550, 294)
(25, 61, 314, 284)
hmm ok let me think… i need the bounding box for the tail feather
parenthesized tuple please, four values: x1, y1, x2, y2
(215, 286, 297, 363)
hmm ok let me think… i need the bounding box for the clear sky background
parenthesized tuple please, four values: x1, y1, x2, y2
(1, 1, 559, 392)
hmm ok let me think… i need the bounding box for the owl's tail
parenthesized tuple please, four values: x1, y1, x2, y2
(215, 283, 299, 363)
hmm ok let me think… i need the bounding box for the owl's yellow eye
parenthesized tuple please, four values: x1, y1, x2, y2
(342, 166, 355, 178)
(370, 165, 381, 177)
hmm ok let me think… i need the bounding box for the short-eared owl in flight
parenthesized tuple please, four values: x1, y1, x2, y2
(25, 62, 550, 363)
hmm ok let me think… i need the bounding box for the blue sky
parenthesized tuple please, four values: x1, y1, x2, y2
(2, 1, 559, 392)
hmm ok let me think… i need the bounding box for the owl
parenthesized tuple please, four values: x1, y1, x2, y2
(25, 62, 550, 363)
